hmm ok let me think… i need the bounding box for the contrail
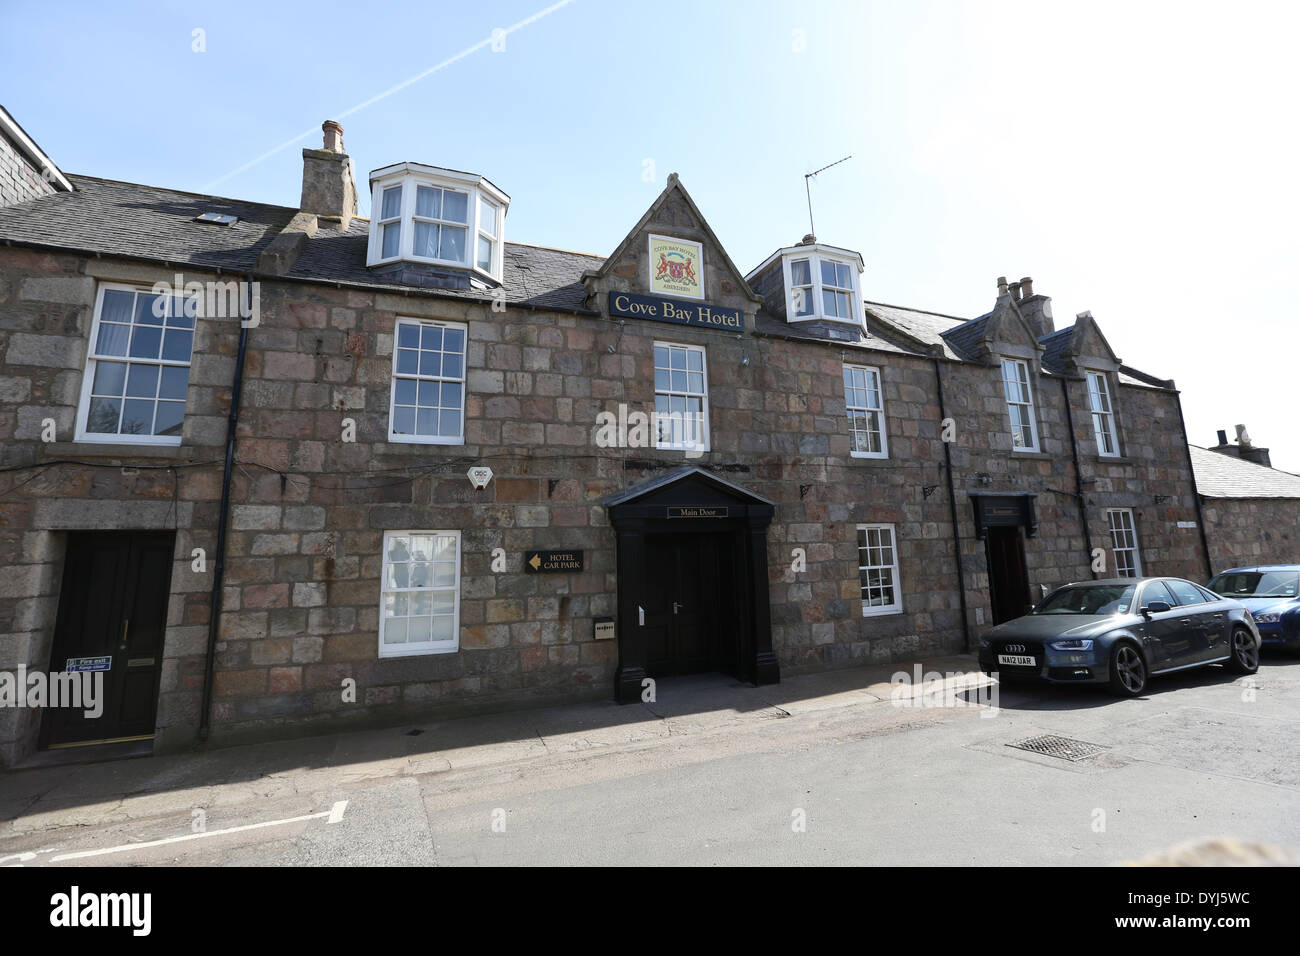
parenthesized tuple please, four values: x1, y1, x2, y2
(201, 0, 576, 192)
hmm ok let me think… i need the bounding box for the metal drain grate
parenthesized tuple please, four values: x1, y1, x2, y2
(1007, 734, 1107, 762)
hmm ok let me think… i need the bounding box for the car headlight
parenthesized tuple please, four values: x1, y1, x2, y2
(1049, 638, 1094, 651)
(1253, 612, 1280, 624)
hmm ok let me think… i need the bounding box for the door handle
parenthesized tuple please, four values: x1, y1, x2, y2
(1179, 618, 1192, 627)
(673, 602, 683, 614)
(119, 618, 129, 649)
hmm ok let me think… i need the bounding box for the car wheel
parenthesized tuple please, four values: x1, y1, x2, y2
(1108, 642, 1147, 697)
(1227, 627, 1260, 674)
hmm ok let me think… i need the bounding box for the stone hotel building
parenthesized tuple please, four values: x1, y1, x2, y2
(0, 109, 1219, 764)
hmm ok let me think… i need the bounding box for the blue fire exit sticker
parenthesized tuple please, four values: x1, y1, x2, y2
(66, 656, 112, 672)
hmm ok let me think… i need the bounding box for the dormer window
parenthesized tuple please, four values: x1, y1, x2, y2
(747, 242, 865, 329)
(367, 163, 508, 282)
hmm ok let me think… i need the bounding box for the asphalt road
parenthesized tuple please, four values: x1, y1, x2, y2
(3, 653, 1298, 866)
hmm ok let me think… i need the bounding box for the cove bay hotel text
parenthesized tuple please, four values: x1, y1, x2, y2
(0, 113, 1210, 762)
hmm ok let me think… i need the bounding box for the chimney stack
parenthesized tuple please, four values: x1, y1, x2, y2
(997, 276, 1008, 296)
(799, 233, 817, 245)
(300, 120, 357, 230)
(1009, 281, 1021, 301)
(1016, 274, 1054, 340)
(1209, 425, 1273, 468)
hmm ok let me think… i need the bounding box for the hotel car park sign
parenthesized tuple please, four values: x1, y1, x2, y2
(606, 235, 744, 331)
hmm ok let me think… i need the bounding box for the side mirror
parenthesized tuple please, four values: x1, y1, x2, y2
(1141, 601, 1172, 616)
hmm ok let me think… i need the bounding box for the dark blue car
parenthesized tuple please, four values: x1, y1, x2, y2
(1208, 565, 1300, 653)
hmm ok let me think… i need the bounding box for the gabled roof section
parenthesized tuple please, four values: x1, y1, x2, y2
(937, 293, 1041, 363)
(1038, 311, 1122, 375)
(603, 465, 774, 507)
(583, 173, 761, 305)
(0, 105, 73, 193)
(1189, 445, 1300, 499)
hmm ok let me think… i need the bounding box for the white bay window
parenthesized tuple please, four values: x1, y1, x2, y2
(367, 163, 508, 282)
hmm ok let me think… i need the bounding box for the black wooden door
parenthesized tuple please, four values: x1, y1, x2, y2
(41, 532, 174, 748)
(644, 534, 731, 676)
(986, 526, 1031, 624)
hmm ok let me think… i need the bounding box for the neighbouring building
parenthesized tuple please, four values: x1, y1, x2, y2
(1192, 433, 1300, 570)
(0, 112, 1220, 765)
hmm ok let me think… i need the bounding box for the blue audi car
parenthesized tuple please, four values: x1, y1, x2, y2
(1207, 565, 1300, 653)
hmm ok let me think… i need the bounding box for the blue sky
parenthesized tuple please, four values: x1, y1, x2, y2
(3, 0, 1297, 469)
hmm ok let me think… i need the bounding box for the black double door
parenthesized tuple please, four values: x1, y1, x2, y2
(986, 526, 1031, 624)
(643, 533, 737, 677)
(41, 531, 174, 748)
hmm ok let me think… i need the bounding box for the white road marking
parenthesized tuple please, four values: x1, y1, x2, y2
(48, 801, 349, 863)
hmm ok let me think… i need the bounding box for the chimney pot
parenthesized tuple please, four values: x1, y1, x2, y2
(799, 233, 816, 246)
(997, 276, 1008, 295)
(321, 120, 344, 153)
(1008, 281, 1021, 301)
(1216, 429, 1229, 446)
(1020, 276, 1034, 298)
(1235, 424, 1252, 447)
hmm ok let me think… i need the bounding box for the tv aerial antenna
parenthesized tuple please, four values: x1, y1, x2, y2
(804, 154, 852, 239)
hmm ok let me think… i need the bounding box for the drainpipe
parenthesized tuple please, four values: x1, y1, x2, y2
(198, 274, 254, 741)
(1059, 377, 1095, 577)
(1174, 390, 1215, 580)
(932, 357, 971, 652)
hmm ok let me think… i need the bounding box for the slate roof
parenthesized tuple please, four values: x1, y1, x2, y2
(862, 301, 970, 360)
(1189, 445, 1300, 499)
(1037, 327, 1075, 373)
(0, 175, 601, 312)
(0, 174, 1175, 383)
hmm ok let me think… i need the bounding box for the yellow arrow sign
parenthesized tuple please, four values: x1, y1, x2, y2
(528, 554, 541, 570)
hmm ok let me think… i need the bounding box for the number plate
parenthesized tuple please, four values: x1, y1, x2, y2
(997, 654, 1036, 666)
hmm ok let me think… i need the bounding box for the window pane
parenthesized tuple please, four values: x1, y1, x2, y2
(382, 222, 400, 258)
(442, 191, 468, 223)
(415, 185, 438, 219)
(96, 323, 130, 357)
(135, 294, 166, 326)
(444, 327, 465, 352)
(396, 348, 418, 374)
(382, 186, 402, 220)
(161, 329, 193, 363)
(821, 259, 837, 286)
(129, 325, 162, 360)
(413, 221, 438, 258)
(440, 382, 462, 407)
(158, 365, 190, 400)
(393, 405, 415, 434)
(439, 225, 466, 261)
(398, 323, 420, 349)
(477, 236, 492, 271)
(101, 289, 135, 323)
(394, 379, 417, 405)
(121, 399, 154, 435)
(791, 259, 811, 286)
(86, 397, 121, 433)
(125, 363, 159, 398)
(441, 352, 463, 378)
(480, 200, 497, 236)
(154, 401, 185, 437)
(92, 361, 127, 396)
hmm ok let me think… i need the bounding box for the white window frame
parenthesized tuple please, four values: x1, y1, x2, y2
(377, 184, 403, 260)
(1001, 358, 1040, 452)
(1086, 371, 1120, 458)
(388, 317, 467, 445)
(1106, 508, 1143, 578)
(781, 251, 863, 328)
(653, 340, 710, 453)
(378, 530, 461, 658)
(843, 363, 888, 459)
(74, 282, 197, 447)
(410, 184, 471, 265)
(857, 523, 902, 616)
(366, 165, 507, 282)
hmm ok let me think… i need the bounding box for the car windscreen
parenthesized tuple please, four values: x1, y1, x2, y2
(1208, 570, 1299, 599)
(1033, 584, 1137, 615)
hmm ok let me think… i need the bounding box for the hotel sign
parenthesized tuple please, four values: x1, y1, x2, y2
(648, 234, 703, 299)
(525, 550, 585, 573)
(607, 292, 744, 331)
